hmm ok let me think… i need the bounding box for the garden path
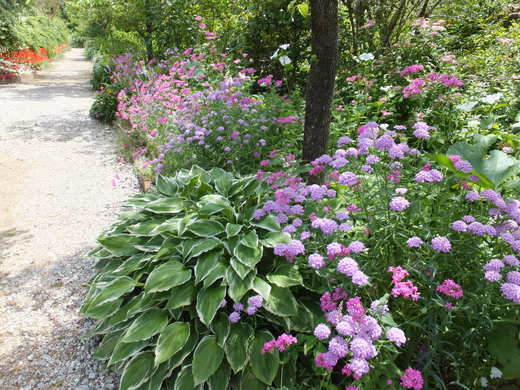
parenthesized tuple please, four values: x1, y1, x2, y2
(0, 48, 137, 389)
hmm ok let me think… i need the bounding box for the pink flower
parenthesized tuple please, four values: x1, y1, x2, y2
(194, 15, 203, 21)
(400, 368, 424, 390)
(436, 279, 464, 299)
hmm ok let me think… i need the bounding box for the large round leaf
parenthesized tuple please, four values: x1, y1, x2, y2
(192, 336, 225, 385)
(122, 309, 169, 342)
(155, 322, 191, 365)
(250, 331, 279, 385)
(145, 261, 192, 293)
(120, 351, 154, 390)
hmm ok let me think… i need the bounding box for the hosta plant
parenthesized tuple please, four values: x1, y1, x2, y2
(81, 166, 323, 389)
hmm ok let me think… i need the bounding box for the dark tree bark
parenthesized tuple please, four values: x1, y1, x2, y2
(303, 0, 338, 184)
(143, 0, 154, 62)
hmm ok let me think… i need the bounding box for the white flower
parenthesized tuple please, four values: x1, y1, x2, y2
(490, 367, 502, 379)
(279, 44, 290, 50)
(380, 123, 389, 130)
(480, 377, 488, 387)
(359, 52, 375, 61)
(481, 93, 503, 104)
(279, 55, 292, 66)
(467, 120, 481, 127)
(456, 101, 478, 112)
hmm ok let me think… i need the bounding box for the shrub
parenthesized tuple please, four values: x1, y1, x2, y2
(89, 87, 118, 123)
(82, 166, 321, 389)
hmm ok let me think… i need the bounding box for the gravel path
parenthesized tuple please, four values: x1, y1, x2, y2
(0, 48, 138, 389)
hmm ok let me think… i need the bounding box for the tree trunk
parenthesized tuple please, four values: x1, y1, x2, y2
(302, 0, 339, 184)
(143, 0, 154, 62)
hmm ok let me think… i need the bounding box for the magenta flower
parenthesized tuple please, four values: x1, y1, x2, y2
(436, 279, 464, 299)
(400, 367, 424, 390)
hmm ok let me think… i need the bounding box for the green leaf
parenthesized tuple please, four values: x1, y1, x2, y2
(230, 257, 252, 279)
(226, 268, 255, 302)
(109, 338, 150, 366)
(83, 298, 123, 320)
(93, 330, 124, 360)
(252, 277, 271, 301)
(234, 244, 262, 269)
(297, 2, 309, 17)
(250, 331, 279, 385)
(145, 261, 192, 293)
(226, 223, 242, 238)
(251, 215, 281, 232)
(195, 250, 223, 284)
(126, 220, 164, 236)
(210, 312, 230, 347)
(122, 309, 169, 342)
(240, 231, 259, 248)
(213, 170, 234, 195)
(151, 219, 181, 236)
(188, 220, 225, 238)
(90, 276, 137, 306)
(156, 175, 179, 196)
(166, 282, 196, 309)
(98, 235, 140, 256)
(147, 360, 172, 390)
(265, 286, 298, 317)
(260, 232, 291, 248)
(190, 238, 222, 258)
(169, 326, 199, 370)
(208, 361, 231, 390)
(120, 351, 154, 390)
(174, 364, 195, 390)
(196, 285, 226, 326)
(144, 198, 187, 214)
(479, 150, 520, 188)
(487, 324, 520, 379)
(225, 323, 253, 373)
(155, 322, 190, 365)
(267, 264, 303, 287)
(240, 371, 267, 390)
(192, 336, 225, 385)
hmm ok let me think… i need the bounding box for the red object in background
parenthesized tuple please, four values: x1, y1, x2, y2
(0, 44, 67, 80)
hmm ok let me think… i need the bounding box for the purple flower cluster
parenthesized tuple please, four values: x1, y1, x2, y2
(228, 295, 264, 322)
(314, 293, 403, 381)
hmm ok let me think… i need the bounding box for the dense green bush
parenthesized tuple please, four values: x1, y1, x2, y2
(81, 166, 318, 389)
(0, 2, 69, 55)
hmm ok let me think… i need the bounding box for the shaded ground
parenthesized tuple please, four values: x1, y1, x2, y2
(0, 48, 138, 389)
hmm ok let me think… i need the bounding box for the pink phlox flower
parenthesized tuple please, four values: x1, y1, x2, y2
(436, 279, 464, 299)
(400, 368, 424, 390)
(388, 266, 409, 283)
(400, 64, 424, 77)
(261, 333, 297, 353)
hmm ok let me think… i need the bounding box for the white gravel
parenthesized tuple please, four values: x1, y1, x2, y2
(0, 48, 138, 389)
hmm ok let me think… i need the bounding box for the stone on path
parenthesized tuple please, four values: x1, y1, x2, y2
(0, 48, 137, 389)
